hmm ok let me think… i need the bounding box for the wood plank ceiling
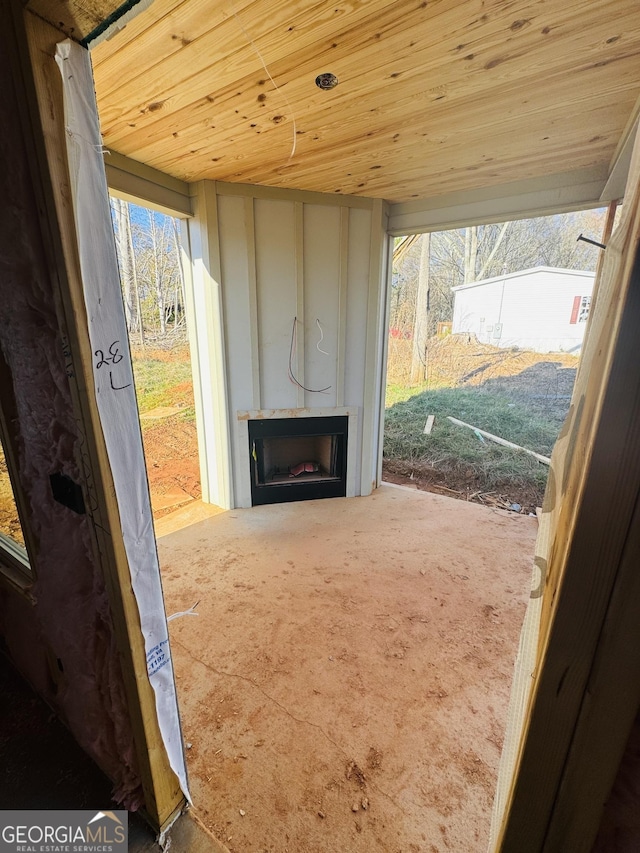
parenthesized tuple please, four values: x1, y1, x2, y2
(34, 0, 640, 204)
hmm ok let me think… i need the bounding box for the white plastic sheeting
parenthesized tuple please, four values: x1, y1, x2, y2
(54, 39, 189, 803)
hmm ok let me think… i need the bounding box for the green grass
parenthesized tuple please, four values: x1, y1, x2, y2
(384, 385, 566, 498)
(131, 356, 195, 420)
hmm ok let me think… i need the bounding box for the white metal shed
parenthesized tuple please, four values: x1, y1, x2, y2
(452, 266, 596, 353)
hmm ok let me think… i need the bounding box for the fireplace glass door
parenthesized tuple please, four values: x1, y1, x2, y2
(248, 416, 348, 505)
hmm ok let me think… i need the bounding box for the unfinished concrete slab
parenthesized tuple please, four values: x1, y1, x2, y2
(158, 484, 536, 852)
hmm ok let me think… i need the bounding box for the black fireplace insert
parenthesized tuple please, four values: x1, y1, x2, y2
(248, 416, 348, 506)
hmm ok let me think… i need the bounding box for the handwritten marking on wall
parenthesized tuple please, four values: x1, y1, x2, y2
(94, 340, 131, 391)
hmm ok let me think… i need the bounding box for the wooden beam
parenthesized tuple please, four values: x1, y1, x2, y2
(601, 114, 639, 203)
(22, 7, 184, 831)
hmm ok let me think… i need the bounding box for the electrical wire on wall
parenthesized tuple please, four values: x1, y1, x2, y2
(316, 318, 330, 355)
(288, 317, 332, 393)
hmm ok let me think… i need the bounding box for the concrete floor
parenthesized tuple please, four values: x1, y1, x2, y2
(158, 484, 537, 853)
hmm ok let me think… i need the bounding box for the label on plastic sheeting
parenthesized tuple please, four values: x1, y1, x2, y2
(55, 39, 189, 803)
(147, 639, 171, 676)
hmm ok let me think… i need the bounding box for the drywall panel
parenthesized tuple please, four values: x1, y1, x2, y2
(254, 198, 298, 410)
(302, 204, 341, 408)
(219, 194, 254, 411)
(218, 193, 255, 508)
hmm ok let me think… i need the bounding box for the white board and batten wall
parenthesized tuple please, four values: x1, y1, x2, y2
(182, 181, 390, 509)
(452, 267, 595, 353)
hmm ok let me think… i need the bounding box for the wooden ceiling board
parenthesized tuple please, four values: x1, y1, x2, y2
(89, 0, 640, 204)
(102, 49, 636, 189)
(139, 82, 628, 198)
(124, 38, 636, 162)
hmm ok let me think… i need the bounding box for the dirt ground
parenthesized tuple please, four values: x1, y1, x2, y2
(141, 417, 201, 518)
(158, 485, 537, 852)
(384, 335, 580, 507)
(387, 334, 579, 393)
(0, 449, 24, 546)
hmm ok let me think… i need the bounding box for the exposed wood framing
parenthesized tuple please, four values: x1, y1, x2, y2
(25, 0, 123, 40)
(495, 127, 640, 852)
(21, 7, 183, 831)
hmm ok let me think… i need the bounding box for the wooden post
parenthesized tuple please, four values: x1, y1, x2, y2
(11, 3, 184, 832)
(495, 130, 640, 851)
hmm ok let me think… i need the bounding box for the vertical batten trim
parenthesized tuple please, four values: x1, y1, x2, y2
(180, 218, 209, 502)
(336, 206, 349, 407)
(295, 201, 305, 407)
(244, 196, 261, 410)
(376, 231, 393, 485)
(191, 181, 233, 509)
(360, 199, 389, 496)
(205, 181, 233, 508)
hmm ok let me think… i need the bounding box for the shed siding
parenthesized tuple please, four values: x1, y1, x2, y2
(452, 268, 595, 352)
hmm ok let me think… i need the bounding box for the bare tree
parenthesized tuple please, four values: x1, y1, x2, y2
(410, 234, 430, 383)
(390, 208, 608, 380)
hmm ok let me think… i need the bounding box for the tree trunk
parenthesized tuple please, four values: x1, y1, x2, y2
(464, 225, 478, 283)
(410, 233, 431, 384)
(477, 221, 510, 280)
(149, 211, 166, 335)
(112, 197, 134, 330)
(172, 217, 186, 331)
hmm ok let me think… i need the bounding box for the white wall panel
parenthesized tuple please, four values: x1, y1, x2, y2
(194, 183, 385, 508)
(303, 204, 341, 408)
(254, 198, 298, 409)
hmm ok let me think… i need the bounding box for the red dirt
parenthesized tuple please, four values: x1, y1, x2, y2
(382, 462, 543, 514)
(141, 418, 201, 518)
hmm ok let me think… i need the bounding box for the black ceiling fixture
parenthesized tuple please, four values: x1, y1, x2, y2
(315, 72, 339, 90)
